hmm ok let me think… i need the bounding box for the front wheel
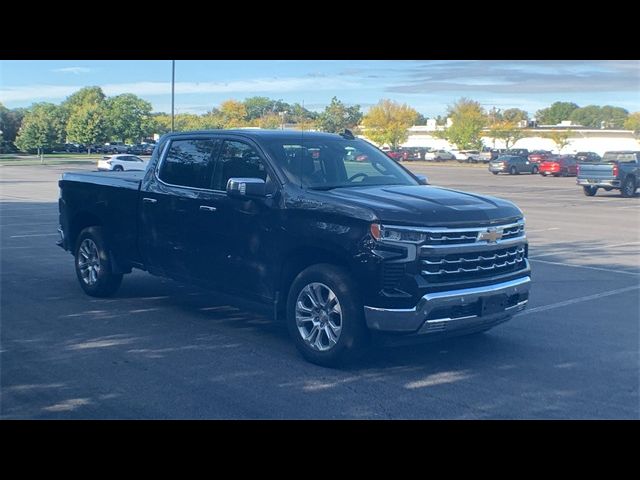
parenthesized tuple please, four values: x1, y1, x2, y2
(531, 165, 539, 174)
(510, 166, 517, 175)
(621, 177, 636, 198)
(492, 171, 499, 175)
(287, 264, 369, 367)
(74, 226, 123, 297)
(583, 185, 598, 197)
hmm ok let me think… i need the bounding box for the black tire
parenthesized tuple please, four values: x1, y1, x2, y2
(492, 171, 499, 175)
(621, 176, 636, 198)
(509, 166, 517, 175)
(603, 186, 613, 191)
(113, 165, 124, 171)
(561, 169, 568, 177)
(74, 226, 123, 297)
(531, 165, 539, 174)
(583, 185, 598, 197)
(286, 263, 369, 367)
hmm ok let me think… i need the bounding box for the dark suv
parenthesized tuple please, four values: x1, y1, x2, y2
(575, 152, 601, 163)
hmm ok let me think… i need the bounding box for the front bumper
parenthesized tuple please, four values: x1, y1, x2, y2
(364, 276, 530, 335)
(577, 178, 620, 188)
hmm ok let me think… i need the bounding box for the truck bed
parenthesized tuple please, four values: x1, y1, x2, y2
(59, 170, 145, 266)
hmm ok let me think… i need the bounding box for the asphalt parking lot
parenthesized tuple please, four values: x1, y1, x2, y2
(1, 162, 638, 419)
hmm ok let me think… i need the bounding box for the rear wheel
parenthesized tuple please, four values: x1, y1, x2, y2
(531, 165, 539, 174)
(287, 264, 369, 367)
(113, 165, 124, 171)
(492, 171, 499, 175)
(74, 227, 123, 297)
(583, 185, 598, 197)
(510, 166, 517, 175)
(621, 176, 636, 197)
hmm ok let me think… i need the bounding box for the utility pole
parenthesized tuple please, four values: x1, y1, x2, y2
(171, 60, 175, 132)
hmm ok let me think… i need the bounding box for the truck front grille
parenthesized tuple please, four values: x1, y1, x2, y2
(421, 245, 527, 283)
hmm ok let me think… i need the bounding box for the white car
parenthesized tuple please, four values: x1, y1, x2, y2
(97, 155, 147, 172)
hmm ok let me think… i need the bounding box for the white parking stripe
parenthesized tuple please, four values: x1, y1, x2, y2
(518, 285, 640, 316)
(9, 233, 59, 238)
(530, 241, 640, 259)
(525, 227, 560, 233)
(529, 258, 640, 276)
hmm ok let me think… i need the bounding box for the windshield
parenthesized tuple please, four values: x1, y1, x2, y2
(261, 137, 418, 189)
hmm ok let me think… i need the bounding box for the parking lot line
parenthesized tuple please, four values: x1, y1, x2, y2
(529, 258, 640, 276)
(518, 285, 640, 316)
(530, 241, 640, 259)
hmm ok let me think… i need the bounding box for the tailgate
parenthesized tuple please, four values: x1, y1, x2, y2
(578, 163, 615, 180)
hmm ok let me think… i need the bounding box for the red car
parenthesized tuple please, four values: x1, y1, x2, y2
(528, 150, 553, 164)
(385, 150, 404, 161)
(539, 155, 578, 177)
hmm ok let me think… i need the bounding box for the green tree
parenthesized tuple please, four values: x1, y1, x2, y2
(62, 86, 105, 113)
(361, 99, 418, 149)
(502, 108, 529, 123)
(15, 103, 66, 160)
(104, 94, 154, 142)
(244, 96, 275, 120)
(219, 100, 248, 128)
(545, 130, 573, 153)
(600, 105, 628, 129)
(624, 112, 640, 136)
(535, 102, 579, 125)
(568, 105, 603, 127)
(0, 103, 26, 144)
(487, 121, 525, 149)
(317, 97, 362, 134)
(439, 98, 487, 150)
(257, 113, 283, 129)
(66, 103, 108, 153)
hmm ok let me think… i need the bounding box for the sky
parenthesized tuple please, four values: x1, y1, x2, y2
(1, 60, 639, 117)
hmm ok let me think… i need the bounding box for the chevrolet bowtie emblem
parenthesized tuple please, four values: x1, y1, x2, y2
(478, 227, 503, 243)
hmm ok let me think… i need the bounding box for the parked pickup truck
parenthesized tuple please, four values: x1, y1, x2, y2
(577, 151, 639, 197)
(57, 129, 531, 366)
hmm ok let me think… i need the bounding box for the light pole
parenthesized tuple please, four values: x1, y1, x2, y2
(171, 60, 175, 132)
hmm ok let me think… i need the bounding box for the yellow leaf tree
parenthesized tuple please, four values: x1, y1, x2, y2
(362, 99, 418, 149)
(220, 100, 248, 128)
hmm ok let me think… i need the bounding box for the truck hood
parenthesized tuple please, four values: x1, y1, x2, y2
(317, 184, 523, 226)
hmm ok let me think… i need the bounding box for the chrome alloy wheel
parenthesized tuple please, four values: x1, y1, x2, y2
(78, 238, 101, 285)
(295, 282, 342, 352)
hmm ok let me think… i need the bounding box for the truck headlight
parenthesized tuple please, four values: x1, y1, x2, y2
(370, 224, 425, 243)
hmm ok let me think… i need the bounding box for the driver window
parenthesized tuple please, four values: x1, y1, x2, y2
(212, 140, 270, 191)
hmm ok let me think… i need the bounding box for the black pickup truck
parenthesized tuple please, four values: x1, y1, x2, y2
(58, 129, 531, 366)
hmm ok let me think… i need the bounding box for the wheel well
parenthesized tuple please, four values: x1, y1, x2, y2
(69, 212, 102, 252)
(277, 247, 355, 315)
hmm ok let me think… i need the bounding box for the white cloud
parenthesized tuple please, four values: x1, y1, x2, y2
(52, 67, 92, 74)
(0, 76, 362, 105)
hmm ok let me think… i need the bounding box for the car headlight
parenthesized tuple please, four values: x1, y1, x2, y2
(370, 224, 425, 243)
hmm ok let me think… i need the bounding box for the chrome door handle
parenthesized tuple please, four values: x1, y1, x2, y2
(199, 205, 217, 212)
(142, 197, 157, 204)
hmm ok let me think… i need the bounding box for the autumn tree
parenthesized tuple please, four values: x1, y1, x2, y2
(502, 108, 529, 123)
(545, 130, 573, 153)
(66, 103, 108, 153)
(487, 121, 525, 150)
(439, 98, 487, 150)
(219, 100, 248, 128)
(361, 99, 418, 149)
(624, 112, 640, 136)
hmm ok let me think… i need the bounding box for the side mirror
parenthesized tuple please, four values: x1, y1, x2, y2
(416, 174, 429, 185)
(226, 177, 266, 198)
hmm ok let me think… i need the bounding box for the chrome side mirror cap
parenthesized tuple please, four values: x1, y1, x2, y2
(226, 177, 267, 198)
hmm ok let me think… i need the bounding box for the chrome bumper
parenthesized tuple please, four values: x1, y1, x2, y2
(364, 276, 531, 334)
(577, 179, 620, 188)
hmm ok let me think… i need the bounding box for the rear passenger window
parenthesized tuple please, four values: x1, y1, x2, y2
(158, 139, 219, 189)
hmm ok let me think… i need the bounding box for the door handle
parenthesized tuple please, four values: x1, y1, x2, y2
(142, 197, 157, 204)
(199, 205, 217, 212)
